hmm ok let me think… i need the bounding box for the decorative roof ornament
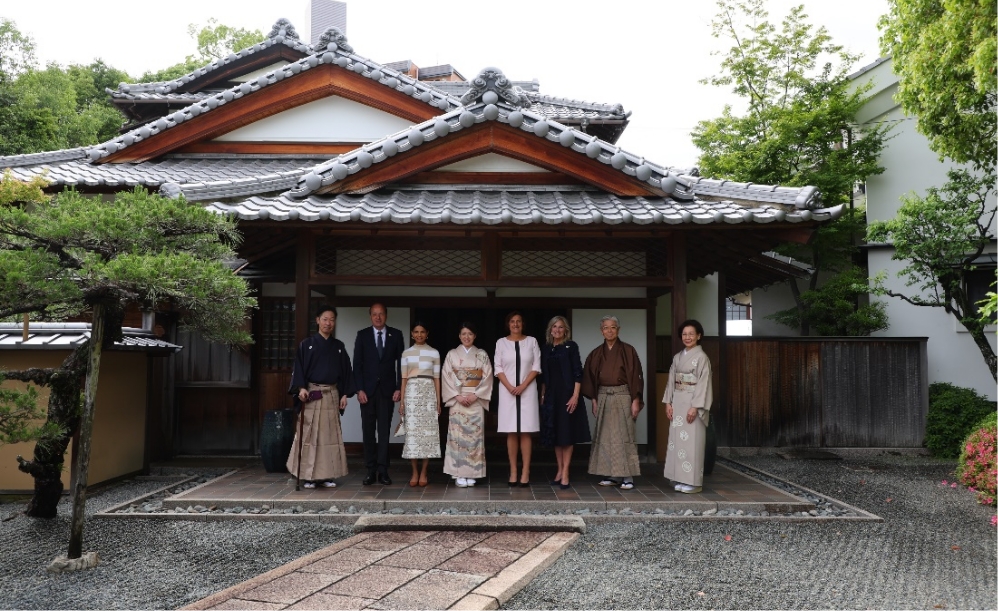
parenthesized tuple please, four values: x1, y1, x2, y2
(459, 67, 532, 109)
(267, 18, 300, 41)
(313, 27, 353, 53)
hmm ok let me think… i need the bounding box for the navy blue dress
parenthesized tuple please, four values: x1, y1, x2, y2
(540, 340, 592, 447)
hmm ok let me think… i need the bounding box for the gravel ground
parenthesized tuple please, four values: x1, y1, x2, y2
(0, 454, 994, 610)
(0, 472, 352, 610)
(507, 453, 998, 610)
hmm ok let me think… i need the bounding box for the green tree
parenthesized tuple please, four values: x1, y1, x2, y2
(693, 0, 890, 335)
(0, 172, 255, 558)
(141, 19, 265, 82)
(879, 0, 997, 174)
(0, 20, 130, 155)
(867, 169, 997, 380)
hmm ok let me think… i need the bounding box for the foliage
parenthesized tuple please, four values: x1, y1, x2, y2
(957, 411, 997, 506)
(0, 180, 255, 343)
(978, 284, 998, 325)
(766, 266, 889, 335)
(141, 19, 265, 82)
(0, 20, 130, 155)
(0, 18, 35, 78)
(924, 382, 996, 458)
(867, 169, 997, 379)
(693, 0, 889, 335)
(0, 373, 55, 446)
(879, 0, 997, 175)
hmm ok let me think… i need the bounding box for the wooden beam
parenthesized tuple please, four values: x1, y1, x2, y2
(101, 64, 440, 163)
(645, 297, 657, 461)
(401, 171, 583, 186)
(716, 270, 728, 446)
(294, 231, 311, 346)
(175, 141, 365, 155)
(670, 233, 687, 356)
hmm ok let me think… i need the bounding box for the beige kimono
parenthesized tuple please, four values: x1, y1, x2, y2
(662, 345, 713, 486)
(441, 346, 493, 478)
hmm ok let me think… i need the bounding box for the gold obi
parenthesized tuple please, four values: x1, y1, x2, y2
(674, 372, 697, 392)
(455, 368, 483, 390)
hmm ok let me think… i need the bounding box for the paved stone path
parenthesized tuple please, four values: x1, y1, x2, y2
(183, 530, 577, 611)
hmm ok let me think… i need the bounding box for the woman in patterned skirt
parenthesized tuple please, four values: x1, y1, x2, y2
(400, 322, 441, 487)
(441, 322, 493, 487)
(662, 319, 713, 494)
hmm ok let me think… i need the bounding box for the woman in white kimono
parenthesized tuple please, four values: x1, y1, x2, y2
(662, 319, 713, 494)
(441, 322, 493, 487)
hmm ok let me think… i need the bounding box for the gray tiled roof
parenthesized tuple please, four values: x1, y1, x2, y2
(0, 323, 181, 352)
(1, 156, 314, 198)
(76, 22, 467, 164)
(206, 188, 843, 226)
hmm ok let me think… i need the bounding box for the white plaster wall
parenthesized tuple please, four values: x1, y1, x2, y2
(232, 62, 289, 83)
(654, 275, 722, 336)
(335, 306, 410, 443)
(215, 96, 414, 142)
(750, 281, 799, 337)
(573, 309, 647, 444)
(435, 153, 550, 173)
(869, 251, 996, 399)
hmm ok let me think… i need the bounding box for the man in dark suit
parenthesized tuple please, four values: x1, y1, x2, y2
(352, 303, 403, 485)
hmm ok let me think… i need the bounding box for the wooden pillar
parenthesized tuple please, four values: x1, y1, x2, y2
(645, 297, 657, 460)
(716, 271, 728, 447)
(295, 231, 311, 346)
(670, 233, 687, 356)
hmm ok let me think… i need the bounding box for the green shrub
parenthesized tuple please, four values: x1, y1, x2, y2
(957, 415, 997, 506)
(924, 383, 996, 458)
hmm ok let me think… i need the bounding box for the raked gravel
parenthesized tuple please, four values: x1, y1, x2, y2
(0, 453, 994, 609)
(0, 470, 352, 610)
(506, 453, 997, 610)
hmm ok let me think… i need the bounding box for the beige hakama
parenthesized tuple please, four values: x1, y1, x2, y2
(287, 383, 347, 481)
(662, 345, 713, 487)
(587, 384, 642, 477)
(441, 346, 493, 478)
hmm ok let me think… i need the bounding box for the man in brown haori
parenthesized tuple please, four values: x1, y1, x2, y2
(581, 315, 644, 490)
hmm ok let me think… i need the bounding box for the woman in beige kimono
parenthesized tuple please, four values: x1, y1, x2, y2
(662, 319, 713, 494)
(441, 322, 493, 487)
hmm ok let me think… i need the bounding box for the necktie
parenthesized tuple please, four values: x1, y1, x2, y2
(377, 330, 384, 359)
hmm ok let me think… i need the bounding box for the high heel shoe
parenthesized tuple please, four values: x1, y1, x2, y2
(519, 480, 530, 487)
(508, 480, 517, 487)
(559, 482, 571, 490)
(549, 478, 562, 486)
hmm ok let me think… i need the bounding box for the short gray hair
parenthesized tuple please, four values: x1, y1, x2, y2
(599, 315, 620, 329)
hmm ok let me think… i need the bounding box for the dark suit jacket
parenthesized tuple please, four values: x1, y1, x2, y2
(352, 325, 403, 399)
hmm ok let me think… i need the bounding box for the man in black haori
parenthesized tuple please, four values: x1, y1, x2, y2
(287, 305, 354, 488)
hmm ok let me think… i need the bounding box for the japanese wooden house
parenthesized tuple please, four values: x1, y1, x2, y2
(1, 19, 844, 461)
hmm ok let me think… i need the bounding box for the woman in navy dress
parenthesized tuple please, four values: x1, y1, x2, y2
(540, 316, 590, 489)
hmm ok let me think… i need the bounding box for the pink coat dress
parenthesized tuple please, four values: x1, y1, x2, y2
(494, 336, 542, 433)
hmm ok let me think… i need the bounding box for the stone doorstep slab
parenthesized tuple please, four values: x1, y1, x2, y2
(181, 534, 373, 611)
(353, 515, 586, 534)
(181, 531, 579, 611)
(458, 532, 579, 609)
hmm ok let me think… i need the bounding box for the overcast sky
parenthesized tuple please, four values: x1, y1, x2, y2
(3, 0, 888, 167)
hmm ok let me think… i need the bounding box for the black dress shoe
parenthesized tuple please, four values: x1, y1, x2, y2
(378, 472, 392, 485)
(362, 473, 376, 486)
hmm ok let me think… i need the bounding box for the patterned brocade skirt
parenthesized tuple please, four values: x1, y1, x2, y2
(444, 398, 487, 478)
(401, 378, 441, 459)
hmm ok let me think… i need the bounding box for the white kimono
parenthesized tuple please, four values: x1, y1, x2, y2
(662, 345, 713, 486)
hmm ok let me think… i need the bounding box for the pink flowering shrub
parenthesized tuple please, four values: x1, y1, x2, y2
(957, 412, 997, 507)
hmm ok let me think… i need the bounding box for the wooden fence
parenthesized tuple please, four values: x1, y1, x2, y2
(656, 336, 929, 448)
